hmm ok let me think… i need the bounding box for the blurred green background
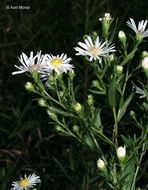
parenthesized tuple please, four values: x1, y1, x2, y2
(0, 0, 148, 189)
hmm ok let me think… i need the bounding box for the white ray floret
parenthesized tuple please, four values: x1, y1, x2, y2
(45, 53, 74, 74)
(133, 86, 146, 98)
(127, 18, 148, 38)
(11, 173, 41, 190)
(12, 51, 48, 75)
(99, 13, 112, 21)
(74, 35, 116, 62)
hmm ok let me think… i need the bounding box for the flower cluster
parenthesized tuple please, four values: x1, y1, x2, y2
(12, 51, 74, 80)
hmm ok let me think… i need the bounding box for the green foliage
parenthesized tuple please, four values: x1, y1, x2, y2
(1, 0, 148, 189)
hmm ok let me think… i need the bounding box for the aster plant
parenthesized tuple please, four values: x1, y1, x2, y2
(11, 13, 148, 190)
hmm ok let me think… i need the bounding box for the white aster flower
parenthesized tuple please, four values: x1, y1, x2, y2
(45, 53, 73, 74)
(11, 173, 41, 190)
(127, 18, 148, 38)
(133, 86, 146, 98)
(12, 51, 48, 75)
(99, 13, 112, 21)
(74, 35, 116, 62)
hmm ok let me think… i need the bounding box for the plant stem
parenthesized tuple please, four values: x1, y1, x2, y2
(113, 107, 118, 147)
(91, 127, 116, 149)
(131, 143, 146, 190)
(43, 90, 67, 110)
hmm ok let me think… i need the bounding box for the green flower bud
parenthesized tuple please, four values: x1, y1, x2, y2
(74, 102, 82, 112)
(97, 159, 106, 171)
(38, 98, 47, 107)
(59, 91, 64, 98)
(117, 146, 126, 161)
(137, 187, 142, 190)
(48, 75, 55, 84)
(142, 102, 148, 110)
(57, 73, 63, 81)
(25, 82, 35, 92)
(136, 34, 143, 42)
(92, 80, 99, 88)
(73, 125, 79, 133)
(130, 110, 136, 118)
(87, 94, 94, 106)
(83, 35, 89, 40)
(47, 110, 58, 120)
(55, 125, 63, 131)
(109, 54, 115, 62)
(69, 69, 75, 80)
(142, 51, 148, 58)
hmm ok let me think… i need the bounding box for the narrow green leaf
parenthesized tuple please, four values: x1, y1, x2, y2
(121, 48, 138, 66)
(53, 156, 76, 183)
(89, 89, 106, 95)
(117, 92, 134, 121)
(94, 108, 102, 129)
(108, 77, 117, 107)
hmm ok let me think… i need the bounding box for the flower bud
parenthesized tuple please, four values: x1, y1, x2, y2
(59, 91, 64, 98)
(87, 94, 94, 106)
(118, 31, 126, 47)
(97, 159, 106, 171)
(57, 73, 63, 81)
(55, 125, 63, 132)
(73, 125, 79, 133)
(48, 75, 55, 84)
(38, 98, 47, 107)
(142, 57, 148, 71)
(142, 102, 148, 110)
(69, 69, 75, 80)
(47, 109, 58, 120)
(117, 146, 126, 161)
(92, 80, 99, 88)
(115, 65, 123, 75)
(74, 102, 82, 112)
(130, 110, 136, 118)
(25, 82, 35, 92)
(109, 54, 115, 62)
(142, 51, 148, 58)
(136, 34, 143, 42)
(118, 30, 126, 39)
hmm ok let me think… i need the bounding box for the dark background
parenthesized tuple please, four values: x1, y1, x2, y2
(0, 0, 148, 189)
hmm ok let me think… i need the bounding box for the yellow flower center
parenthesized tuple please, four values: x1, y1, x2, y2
(88, 46, 100, 56)
(19, 178, 29, 187)
(51, 59, 62, 67)
(31, 65, 40, 72)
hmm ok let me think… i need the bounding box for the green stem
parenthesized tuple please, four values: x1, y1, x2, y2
(126, 128, 148, 163)
(131, 143, 146, 190)
(113, 107, 118, 147)
(70, 79, 76, 103)
(43, 90, 67, 110)
(119, 161, 125, 190)
(91, 127, 116, 149)
(93, 66, 106, 90)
